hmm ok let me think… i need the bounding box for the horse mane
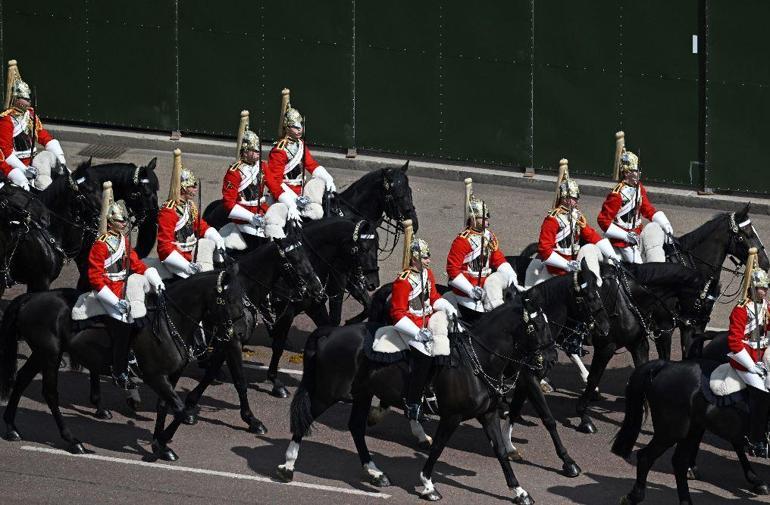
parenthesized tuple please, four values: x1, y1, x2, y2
(72, 162, 159, 191)
(37, 174, 73, 207)
(621, 263, 703, 288)
(339, 169, 383, 198)
(677, 213, 728, 250)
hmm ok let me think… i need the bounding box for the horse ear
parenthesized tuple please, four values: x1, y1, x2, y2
(400, 160, 409, 173)
(146, 158, 158, 172)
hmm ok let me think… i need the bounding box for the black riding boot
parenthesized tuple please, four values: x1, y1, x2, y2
(747, 386, 770, 457)
(404, 348, 434, 421)
(106, 318, 136, 390)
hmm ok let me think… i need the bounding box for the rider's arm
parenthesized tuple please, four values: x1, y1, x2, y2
(127, 240, 148, 275)
(222, 168, 256, 221)
(488, 232, 507, 270)
(156, 206, 178, 261)
(87, 240, 110, 292)
(639, 185, 658, 221)
(537, 215, 559, 261)
(427, 269, 441, 306)
(390, 277, 420, 337)
(596, 192, 621, 232)
(0, 117, 26, 174)
(265, 148, 289, 199)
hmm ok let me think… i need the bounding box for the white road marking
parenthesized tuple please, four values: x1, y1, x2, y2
(20, 445, 390, 499)
(705, 327, 727, 332)
(243, 363, 304, 376)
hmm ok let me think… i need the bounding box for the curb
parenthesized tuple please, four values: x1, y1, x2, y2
(49, 122, 770, 215)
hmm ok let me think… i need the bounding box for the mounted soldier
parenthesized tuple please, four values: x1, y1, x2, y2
(78, 182, 165, 389)
(221, 110, 269, 249)
(526, 159, 618, 287)
(263, 89, 336, 239)
(0, 59, 67, 191)
(391, 222, 457, 421)
(445, 178, 522, 319)
(597, 131, 673, 263)
(157, 149, 224, 279)
(726, 248, 770, 457)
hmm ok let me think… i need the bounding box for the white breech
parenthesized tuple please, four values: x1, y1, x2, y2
(126, 273, 150, 319)
(264, 203, 290, 239)
(31, 151, 56, 190)
(615, 222, 666, 264)
(194, 238, 217, 271)
(484, 271, 511, 310)
(409, 311, 450, 357)
(302, 176, 326, 220)
(524, 259, 554, 288)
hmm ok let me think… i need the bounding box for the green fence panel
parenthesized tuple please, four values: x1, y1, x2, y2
(2, 0, 89, 122)
(621, 0, 700, 187)
(178, 0, 263, 137)
(533, 1, 620, 176)
(355, 1, 441, 157)
(706, 0, 770, 194)
(441, 1, 531, 167)
(261, 0, 352, 148)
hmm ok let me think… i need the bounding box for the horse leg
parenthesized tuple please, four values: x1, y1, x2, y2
(182, 347, 227, 425)
(349, 394, 391, 487)
(89, 369, 112, 420)
(523, 371, 580, 477)
(671, 428, 703, 505)
(40, 354, 86, 454)
(733, 441, 770, 495)
(569, 352, 601, 400)
(3, 354, 42, 441)
(502, 380, 530, 462)
(576, 342, 617, 434)
(622, 435, 673, 505)
(266, 307, 296, 399)
(146, 373, 185, 461)
(224, 340, 267, 434)
(276, 396, 335, 482)
(418, 414, 462, 501)
(478, 410, 535, 505)
(654, 332, 672, 362)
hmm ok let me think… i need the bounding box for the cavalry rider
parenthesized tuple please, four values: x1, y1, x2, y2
(597, 139, 673, 263)
(222, 110, 268, 248)
(0, 60, 67, 191)
(446, 181, 521, 319)
(87, 182, 164, 389)
(527, 159, 619, 287)
(391, 235, 457, 421)
(263, 90, 336, 239)
(158, 149, 224, 279)
(727, 250, 770, 457)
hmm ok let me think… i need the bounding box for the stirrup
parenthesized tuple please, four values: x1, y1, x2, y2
(745, 437, 769, 458)
(424, 389, 439, 416)
(112, 371, 137, 391)
(403, 400, 422, 421)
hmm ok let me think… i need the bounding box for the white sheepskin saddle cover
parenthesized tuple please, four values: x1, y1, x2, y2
(709, 363, 746, 396)
(220, 222, 248, 251)
(372, 325, 411, 354)
(71, 273, 149, 321)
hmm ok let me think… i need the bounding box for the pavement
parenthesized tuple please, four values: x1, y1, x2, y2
(1, 132, 770, 504)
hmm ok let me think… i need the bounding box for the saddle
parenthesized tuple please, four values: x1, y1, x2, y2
(363, 322, 458, 367)
(701, 360, 749, 411)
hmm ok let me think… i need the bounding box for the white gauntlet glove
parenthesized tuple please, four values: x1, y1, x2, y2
(313, 166, 336, 192)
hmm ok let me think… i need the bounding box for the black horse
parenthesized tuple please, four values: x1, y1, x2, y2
(612, 358, 770, 504)
(0, 266, 247, 460)
(0, 171, 102, 297)
(276, 291, 553, 504)
(179, 220, 326, 433)
(263, 217, 381, 397)
(574, 263, 707, 434)
(203, 161, 419, 235)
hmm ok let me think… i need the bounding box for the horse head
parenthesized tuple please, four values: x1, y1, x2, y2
(577, 258, 611, 337)
(383, 161, 419, 232)
(275, 220, 326, 304)
(519, 290, 555, 372)
(124, 158, 159, 226)
(727, 203, 770, 270)
(204, 265, 249, 342)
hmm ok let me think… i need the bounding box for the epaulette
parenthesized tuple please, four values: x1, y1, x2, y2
(97, 233, 109, 242)
(459, 229, 471, 239)
(738, 297, 750, 308)
(547, 207, 562, 217)
(0, 108, 16, 118)
(163, 199, 177, 209)
(612, 182, 625, 194)
(398, 270, 410, 280)
(276, 138, 289, 150)
(228, 161, 242, 172)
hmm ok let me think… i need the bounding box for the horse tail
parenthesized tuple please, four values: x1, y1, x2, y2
(290, 326, 329, 438)
(611, 359, 668, 459)
(519, 242, 539, 258)
(0, 296, 24, 401)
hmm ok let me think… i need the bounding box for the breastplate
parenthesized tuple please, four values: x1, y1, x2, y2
(13, 132, 32, 153)
(240, 182, 261, 202)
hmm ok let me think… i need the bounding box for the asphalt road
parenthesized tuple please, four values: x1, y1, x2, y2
(2, 142, 770, 505)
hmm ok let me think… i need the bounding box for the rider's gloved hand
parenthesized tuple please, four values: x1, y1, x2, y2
(470, 286, 486, 301)
(416, 328, 433, 342)
(116, 299, 130, 315)
(24, 166, 38, 180)
(296, 195, 311, 210)
(567, 260, 580, 272)
(188, 262, 203, 275)
(625, 231, 639, 246)
(251, 214, 265, 228)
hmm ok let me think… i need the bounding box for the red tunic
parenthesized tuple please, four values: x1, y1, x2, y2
(157, 200, 210, 261)
(597, 182, 657, 248)
(88, 233, 147, 297)
(446, 228, 506, 296)
(264, 139, 321, 199)
(390, 268, 441, 328)
(0, 107, 54, 176)
(538, 208, 603, 275)
(728, 300, 770, 372)
(222, 160, 268, 221)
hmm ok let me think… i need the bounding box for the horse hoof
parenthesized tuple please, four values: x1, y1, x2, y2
(507, 448, 524, 462)
(513, 492, 534, 505)
(562, 462, 581, 478)
(576, 421, 597, 434)
(367, 406, 388, 426)
(619, 496, 632, 505)
(276, 465, 294, 482)
(69, 442, 87, 455)
(95, 409, 112, 420)
(589, 390, 604, 402)
(271, 384, 290, 399)
(126, 398, 140, 412)
(418, 440, 432, 451)
(754, 483, 770, 495)
(539, 381, 554, 394)
(420, 490, 442, 501)
(182, 413, 197, 426)
(248, 420, 268, 435)
(364, 472, 391, 488)
(4, 429, 22, 442)
(686, 466, 699, 480)
(152, 441, 178, 462)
